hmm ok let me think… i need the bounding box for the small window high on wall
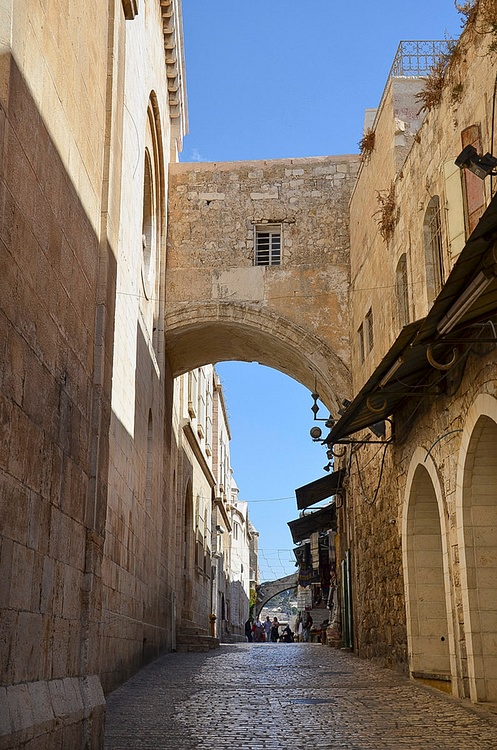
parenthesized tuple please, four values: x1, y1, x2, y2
(254, 225, 281, 265)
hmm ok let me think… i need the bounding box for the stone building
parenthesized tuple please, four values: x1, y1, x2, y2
(327, 6, 497, 705)
(0, 1, 252, 746)
(169, 365, 251, 648)
(210, 371, 253, 642)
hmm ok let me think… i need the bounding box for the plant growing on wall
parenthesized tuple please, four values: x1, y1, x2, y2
(358, 128, 376, 164)
(415, 54, 452, 113)
(455, 1, 497, 53)
(455, 1, 479, 24)
(374, 183, 398, 242)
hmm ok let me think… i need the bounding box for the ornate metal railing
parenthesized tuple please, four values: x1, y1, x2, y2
(388, 40, 453, 78)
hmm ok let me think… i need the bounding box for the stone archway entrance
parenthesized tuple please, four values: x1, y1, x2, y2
(166, 155, 359, 414)
(459, 409, 497, 704)
(403, 459, 452, 690)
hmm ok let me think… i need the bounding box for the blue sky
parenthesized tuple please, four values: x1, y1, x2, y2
(180, 1, 464, 581)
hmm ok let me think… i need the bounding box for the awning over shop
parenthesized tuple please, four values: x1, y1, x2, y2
(295, 470, 345, 510)
(326, 194, 497, 444)
(287, 503, 336, 544)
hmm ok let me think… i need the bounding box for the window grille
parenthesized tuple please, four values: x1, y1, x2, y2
(254, 225, 281, 266)
(423, 196, 444, 306)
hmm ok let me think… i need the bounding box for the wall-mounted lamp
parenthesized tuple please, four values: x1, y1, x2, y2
(455, 145, 497, 180)
(310, 425, 323, 440)
(437, 269, 495, 335)
(309, 390, 334, 441)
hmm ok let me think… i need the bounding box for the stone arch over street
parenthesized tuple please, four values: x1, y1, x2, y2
(165, 302, 351, 413)
(166, 155, 359, 414)
(255, 572, 298, 617)
(457, 394, 497, 704)
(402, 449, 454, 690)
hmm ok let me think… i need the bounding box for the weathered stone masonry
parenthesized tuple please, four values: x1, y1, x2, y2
(166, 156, 360, 413)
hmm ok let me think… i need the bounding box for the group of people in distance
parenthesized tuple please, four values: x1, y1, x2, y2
(245, 613, 314, 643)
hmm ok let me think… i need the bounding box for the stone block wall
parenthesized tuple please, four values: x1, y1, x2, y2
(166, 156, 359, 412)
(342, 12, 497, 688)
(168, 156, 358, 363)
(1, 0, 186, 744)
(350, 24, 496, 393)
(0, 51, 108, 748)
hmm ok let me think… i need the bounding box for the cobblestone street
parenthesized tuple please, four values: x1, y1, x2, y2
(104, 643, 497, 749)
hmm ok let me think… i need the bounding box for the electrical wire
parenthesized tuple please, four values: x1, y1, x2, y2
(115, 279, 427, 304)
(353, 441, 390, 506)
(258, 548, 296, 580)
(241, 495, 294, 504)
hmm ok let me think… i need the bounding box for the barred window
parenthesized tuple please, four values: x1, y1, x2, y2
(254, 225, 281, 266)
(423, 196, 444, 306)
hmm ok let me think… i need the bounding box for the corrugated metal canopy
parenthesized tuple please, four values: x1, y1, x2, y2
(287, 503, 336, 544)
(295, 470, 345, 510)
(325, 320, 424, 442)
(326, 193, 497, 444)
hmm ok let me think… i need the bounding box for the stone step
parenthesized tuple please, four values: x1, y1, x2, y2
(175, 633, 219, 653)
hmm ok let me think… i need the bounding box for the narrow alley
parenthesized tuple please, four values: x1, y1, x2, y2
(104, 644, 497, 750)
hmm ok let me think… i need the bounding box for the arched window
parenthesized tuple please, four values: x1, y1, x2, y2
(141, 150, 155, 300)
(141, 95, 165, 358)
(423, 196, 444, 306)
(395, 253, 409, 327)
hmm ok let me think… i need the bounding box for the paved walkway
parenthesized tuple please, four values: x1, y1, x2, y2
(104, 643, 497, 749)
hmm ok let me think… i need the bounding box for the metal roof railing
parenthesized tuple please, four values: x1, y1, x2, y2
(388, 40, 453, 78)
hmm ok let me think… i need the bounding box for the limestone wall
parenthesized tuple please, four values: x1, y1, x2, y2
(0, 5, 111, 745)
(350, 25, 496, 392)
(166, 156, 359, 412)
(344, 11, 497, 693)
(0, 0, 187, 744)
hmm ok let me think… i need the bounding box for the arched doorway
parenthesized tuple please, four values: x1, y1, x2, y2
(458, 396, 497, 703)
(403, 451, 453, 691)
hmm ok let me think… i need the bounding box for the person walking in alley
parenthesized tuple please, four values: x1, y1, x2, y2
(296, 613, 303, 642)
(264, 616, 271, 643)
(303, 612, 313, 642)
(253, 617, 263, 642)
(270, 616, 280, 642)
(245, 618, 253, 642)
